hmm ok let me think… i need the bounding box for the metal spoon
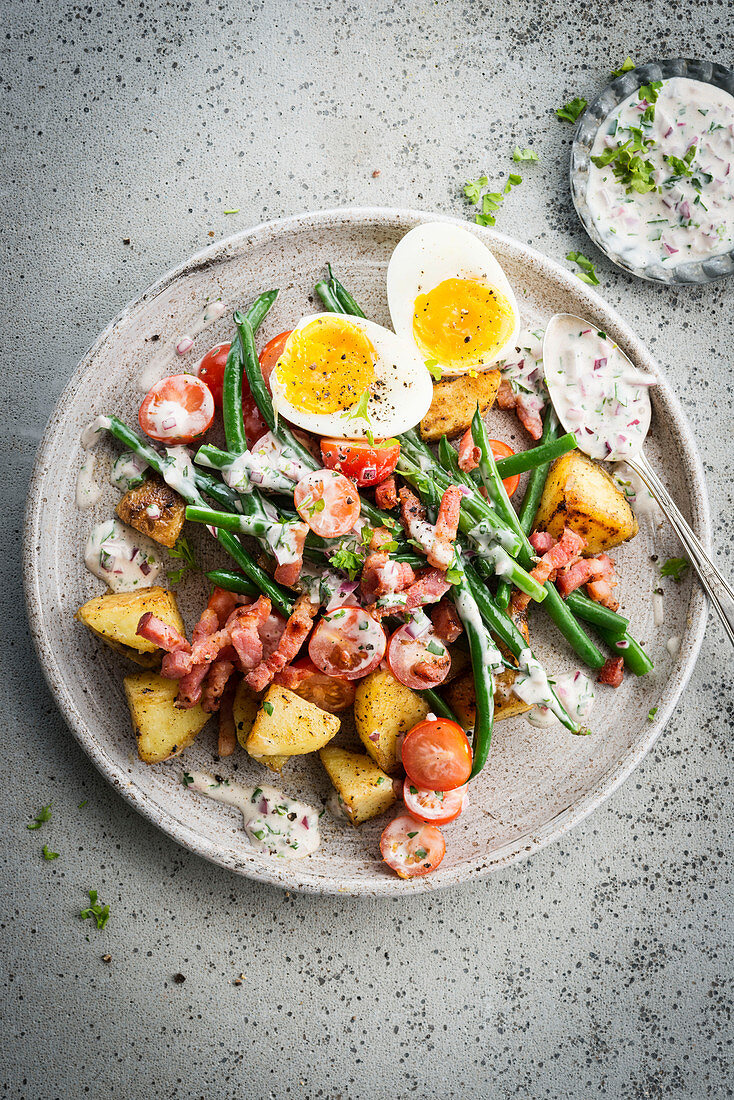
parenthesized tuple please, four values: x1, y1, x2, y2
(543, 313, 733, 645)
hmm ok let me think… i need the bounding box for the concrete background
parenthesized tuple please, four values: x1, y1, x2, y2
(2, 1, 732, 1096)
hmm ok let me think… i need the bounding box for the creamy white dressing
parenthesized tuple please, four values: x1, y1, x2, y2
(264, 521, 304, 566)
(218, 432, 309, 495)
(613, 461, 661, 521)
(453, 584, 503, 675)
(586, 77, 734, 270)
(138, 299, 228, 392)
(110, 451, 149, 493)
(544, 318, 654, 461)
(84, 518, 163, 592)
(75, 455, 103, 510)
(142, 397, 203, 443)
(326, 789, 350, 821)
(80, 414, 112, 449)
(499, 325, 547, 411)
(666, 635, 681, 657)
(186, 771, 321, 859)
(161, 445, 200, 502)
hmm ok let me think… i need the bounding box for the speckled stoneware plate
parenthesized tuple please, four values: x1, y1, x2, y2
(570, 57, 734, 284)
(24, 207, 710, 896)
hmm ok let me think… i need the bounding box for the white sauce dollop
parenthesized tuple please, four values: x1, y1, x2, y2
(525, 670, 595, 729)
(75, 455, 103, 511)
(186, 771, 321, 859)
(110, 451, 149, 493)
(84, 518, 163, 592)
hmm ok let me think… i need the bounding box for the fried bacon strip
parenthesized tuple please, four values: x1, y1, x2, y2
(375, 476, 399, 510)
(399, 485, 462, 572)
(245, 596, 319, 693)
(511, 527, 586, 614)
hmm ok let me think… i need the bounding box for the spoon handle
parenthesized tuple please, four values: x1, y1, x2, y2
(627, 454, 734, 646)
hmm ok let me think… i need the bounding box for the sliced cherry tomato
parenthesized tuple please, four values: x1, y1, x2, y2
(277, 657, 356, 713)
(387, 623, 451, 691)
(320, 438, 400, 488)
(196, 342, 230, 407)
(380, 813, 446, 878)
(308, 607, 386, 680)
(242, 392, 270, 447)
(403, 778, 468, 826)
(259, 330, 292, 386)
(139, 374, 215, 445)
(489, 439, 520, 498)
(401, 718, 472, 792)
(294, 469, 361, 538)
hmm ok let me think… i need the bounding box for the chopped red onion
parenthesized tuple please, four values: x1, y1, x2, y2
(248, 468, 264, 485)
(663, 126, 673, 138)
(405, 612, 432, 639)
(258, 797, 269, 814)
(176, 336, 194, 355)
(361, 466, 377, 482)
(369, 731, 380, 742)
(301, 816, 309, 829)
(593, 357, 607, 371)
(679, 200, 691, 221)
(664, 243, 678, 255)
(326, 581, 359, 611)
(140, 561, 151, 576)
(130, 547, 139, 560)
(162, 416, 177, 430)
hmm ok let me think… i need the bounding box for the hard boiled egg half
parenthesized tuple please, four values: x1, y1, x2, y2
(387, 222, 520, 376)
(269, 313, 433, 439)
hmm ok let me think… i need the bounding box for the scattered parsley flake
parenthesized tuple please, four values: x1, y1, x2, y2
(223, 208, 240, 214)
(446, 567, 463, 585)
(611, 56, 635, 78)
(80, 889, 110, 931)
(426, 640, 445, 656)
(425, 359, 443, 381)
(407, 830, 418, 838)
(262, 701, 274, 716)
(181, 771, 194, 788)
(660, 557, 689, 582)
(167, 535, 198, 585)
(566, 250, 601, 285)
(77, 800, 87, 809)
(556, 97, 587, 123)
(329, 548, 364, 580)
(648, 707, 658, 721)
(415, 848, 428, 860)
(512, 146, 539, 162)
(343, 389, 374, 444)
(463, 175, 488, 204)
(42, 844, 59, 861)
(27, 804, 51, 831)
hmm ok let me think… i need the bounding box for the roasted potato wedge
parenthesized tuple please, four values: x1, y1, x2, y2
(354, 669, 429, 774)
(124, 672, 210, 763)
(444, 668, 531, 729)
(116, 474, 185, 549)
(533, 451, 638, 556)
(232, 680, 289, 773)
(245, 686, 340, 757)
(319, 746, 396, 826)
(76, 587, 184, 665)
(419, 369, 501, 442)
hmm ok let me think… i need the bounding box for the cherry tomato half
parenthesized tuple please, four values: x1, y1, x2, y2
(139, 374, 215, 445)
(308, 607, 386, 680)
(387, 624, 451, 691)
(294, 469, 361, 538)
(403, 778, 468, 826)
(242, 392, 270, 448)
(401, 718, 472, 792)
(259, 330, 292, 386)
(490, 439, 520, 498)
(380, 814, 446, 878)
(320, 438, 400, 488)
(196, 342, 230, 407)
(277, 657, 356, 713)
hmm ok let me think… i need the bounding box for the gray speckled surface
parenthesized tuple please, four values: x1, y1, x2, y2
(2, 1, 732, 1096)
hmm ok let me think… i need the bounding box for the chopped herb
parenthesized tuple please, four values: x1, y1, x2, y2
(508, 173, 522, 186)
(223, 208, 240, 214)
(556, 97, 587, 123)
(262, 701, 274, 716)
(181, 771, 194, 788)
(648, 706, 658, 721)
(660, 557, 689, 582)
(414, 848, 428, 860)
(566, 250, 601, 285)
(167, 535, 198, 585)
(27, 804, 51, 831)
(42, 844, 59, 861)
(251, 788, 263, 803)
(425, 359, 443, 381)
(77, 800, 87, 809)
(328, 548, 363, 580)
(446, 567, 463, 585)
(376, 777, 385, 786)
(663, 146, 696, 179)
(409, 787, 418, 796)
(80, 889, 110, 931)
(463, 175, 488, 204)
(407, 830, 418, 838)
(343, 389, 374, 444)
(425, 640, 445, 656)
(512, 146, 539, 162)
(611, 56, 635, 78)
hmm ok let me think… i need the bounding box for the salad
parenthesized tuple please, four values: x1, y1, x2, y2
(75, 222, 653, 880)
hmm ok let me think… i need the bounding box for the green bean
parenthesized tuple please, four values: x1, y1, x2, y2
(245, 289, 279, 334)
(453, 582, 496, 778)
(204, 569, 259, 596)
(594, 627, 654, 676)
(565, 590, 630, 633)
(494, 433, 577, 479)
(327, 265, 366, 318)
(215, 531, 293, 619)
(419, 689, 460, 724)
(315, 279, 342, 313)
(222, 335, 247, 454)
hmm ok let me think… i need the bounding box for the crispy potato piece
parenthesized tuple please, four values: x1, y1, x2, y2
(319, 747, 396, 826)
(75, 587, 184, 666)
(444, 668, 532, 729)
(419, 369, 501, 442)
(354, 669, 429, 774)
(245, 686, 340, 757)
(124, 672, 210, 763)
(232, 680, 289, 773)
(116, 474, 185, 549)
(533, 451, 638, 556)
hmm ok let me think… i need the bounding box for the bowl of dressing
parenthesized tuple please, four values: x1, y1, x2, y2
(570, 57, 734, 284)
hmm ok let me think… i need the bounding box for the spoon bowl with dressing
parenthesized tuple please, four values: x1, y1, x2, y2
(543, 313, 734, 644)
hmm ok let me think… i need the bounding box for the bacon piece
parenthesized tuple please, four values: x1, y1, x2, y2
(513, 527, 587, 613)
(586, 577, 619, 611)
(412, 654, 451, 685)
(176, 588, 248, 708)
(556, 552, 619, 611)
(398, 485, 462, 572)
(200, 657, 236, 713)
(207, 587, 239, 625)
(496, 379, 543, 439)
(136, 613, 190, 654)
(496, 379, 516, 409)
(361, 553, 416, 603)
(375, 476, 399, 510)
(259, 611, 288, 660)
(163, 597, 271, 680)
(529, 530, 556, 555)
(245, 596, 318, 693)
(431, 597, 463, 643)
(597, 656, 624, 687)
(216, 679, 238, 755)
(370, 568, 451, 618)
(273, 522, 308, 587)
(457, 428, 480, 472)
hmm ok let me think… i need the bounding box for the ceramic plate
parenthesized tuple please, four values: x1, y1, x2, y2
(24, 207, 710, 896)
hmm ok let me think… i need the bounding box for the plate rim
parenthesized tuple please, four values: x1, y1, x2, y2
(23, 205, 711, 896)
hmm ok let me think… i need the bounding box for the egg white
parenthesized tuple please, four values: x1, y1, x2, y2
(269, 313, 434, 440)
(386, 221, 521, 376)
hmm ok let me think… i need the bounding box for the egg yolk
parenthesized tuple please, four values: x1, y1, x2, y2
(274, 316, 376, 414)
(412, 277, 515, 370)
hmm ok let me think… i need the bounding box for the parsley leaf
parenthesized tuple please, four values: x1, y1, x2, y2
(42, 844, 59, 861)
(328, 548, 364, 580)
(425, 359, 443, 381)
(27, 804, 51, 831)
(181, 771, 194, 788)
(512, 146, 539, 163)
(415, 848, 428, 860)
(566, 250, 600, 286)
(167, 535, 198, 585)
(262, 701, 274, 717)
(463, 176, 488, 204)
(445, 567, 463, 585)
(647, 707, 658, 721)
(660, 557, 689, 582)
(80, 889, 110, 931)
(556, 97, 587, 123)
(611, 56, 635, 78)
(426, 639, 445, 656)
(342, 389, 374, 444)
(663, 146, 696, 179)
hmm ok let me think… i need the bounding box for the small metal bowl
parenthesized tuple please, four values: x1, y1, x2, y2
(570, 57, 734, 285)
